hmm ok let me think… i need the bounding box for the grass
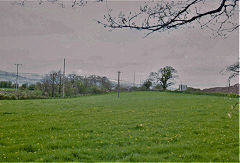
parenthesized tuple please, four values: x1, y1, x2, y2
(0, 91, 239, 161)
(0, 88, 16, 91)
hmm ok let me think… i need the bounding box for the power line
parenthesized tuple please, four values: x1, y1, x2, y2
(1, 67, 144, 87)
(0, 71, 45, 76)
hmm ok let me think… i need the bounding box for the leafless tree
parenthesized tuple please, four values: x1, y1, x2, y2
(220, 60, 239, 89)
(99, 0, 239, 37)
(226, 61, 239, 80)
(49, 72, 57, 97)
(13, 0, 238, 37)
(225, 61, 239, 111)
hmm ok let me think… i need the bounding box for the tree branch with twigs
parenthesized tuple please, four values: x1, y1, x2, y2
(226, 61, 239, 80)
(98, 0, 239, 37)
(12, 0, 103, 8)
(13, 0, 239, 37)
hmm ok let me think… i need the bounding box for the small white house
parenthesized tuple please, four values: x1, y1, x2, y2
(179, 84, 187, 91)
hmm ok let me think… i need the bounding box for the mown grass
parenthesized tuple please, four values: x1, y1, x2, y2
(0, 92, 239, 161)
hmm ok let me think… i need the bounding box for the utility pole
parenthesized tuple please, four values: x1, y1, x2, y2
(117, 71, 121, 98)
(14, 64, 22, 91)
(52, 72, 56, 97)
(133, 72, 135, 87)
(62, 58, 65, 98)
(228, 78, 231, 93)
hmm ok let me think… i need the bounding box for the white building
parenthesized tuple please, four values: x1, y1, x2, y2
(179, 84, 187, 91)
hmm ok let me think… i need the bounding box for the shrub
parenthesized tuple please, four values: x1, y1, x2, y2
(28, 84, 36, 90)
(0, 90, 48, 100)
(88, 86, 104, 94)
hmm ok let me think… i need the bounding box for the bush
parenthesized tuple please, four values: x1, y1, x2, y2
(0, 93, 17, 100)
(0, 93, 6, 100)
(0, 90, 48, 100)
(20, 83, 28, 90)
(88, 86, 104, 94)
(28, 84, 36, 90)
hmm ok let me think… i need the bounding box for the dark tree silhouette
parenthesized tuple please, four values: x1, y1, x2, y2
(226, 61, 239, 80)
(13, 0, 239, 37)
(149, 66, 177, 90)
(143, 80, 152, 90)
(99, 0, 239, 37)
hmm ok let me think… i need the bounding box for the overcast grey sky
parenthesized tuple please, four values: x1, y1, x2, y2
(0, 1, 238, 88)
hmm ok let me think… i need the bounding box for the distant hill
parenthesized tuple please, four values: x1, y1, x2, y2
(0, 70, 42, 85)
(109, 79, 135, 88)
(202, 84, 239, 95)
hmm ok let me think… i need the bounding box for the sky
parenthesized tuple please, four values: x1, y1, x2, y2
(0, 1, 239, 89)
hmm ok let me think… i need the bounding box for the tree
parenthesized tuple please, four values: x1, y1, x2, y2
(20, 83, 28, 90)
(149, 66, 177, 90)
(100, 0, 239, 37)
(0, 81, 12, 88)
(143, 80, 152, 90)
(28, 84, 36, 90)
(14, 0, 238, 37)
(49, 72, 57, 97)
(39, 71, 61, 97)
(226, 62, 239, 80)
(38, 71, 113, 97)
(101, 76, 112, 91)
(221, 61, 240, 88)
(13, 0, 102, 8)
(39, 74, 51, 96)
(154, 84, 163, 91)
(225, 61, 239, 114)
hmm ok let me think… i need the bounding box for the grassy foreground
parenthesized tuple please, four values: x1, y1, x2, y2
(0, 92, 239, 161)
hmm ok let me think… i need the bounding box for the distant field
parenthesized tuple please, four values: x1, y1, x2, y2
(0, 88, 15, 91)
(0, 92, 239, 161)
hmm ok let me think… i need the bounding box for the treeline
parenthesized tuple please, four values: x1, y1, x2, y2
(0, 81, 15, 88)
(37, 71, 113, 97)
(0, 71, 113, 100)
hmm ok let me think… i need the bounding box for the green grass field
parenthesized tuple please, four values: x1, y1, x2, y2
(0, 92, 239, 161)
(0, 88, 16, 91)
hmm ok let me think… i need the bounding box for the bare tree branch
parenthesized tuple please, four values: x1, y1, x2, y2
(13, 0, 103, 8)
(226, 61, 239, 80)
(12, 0, 239, 37)
(99, 0, 239, 37)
